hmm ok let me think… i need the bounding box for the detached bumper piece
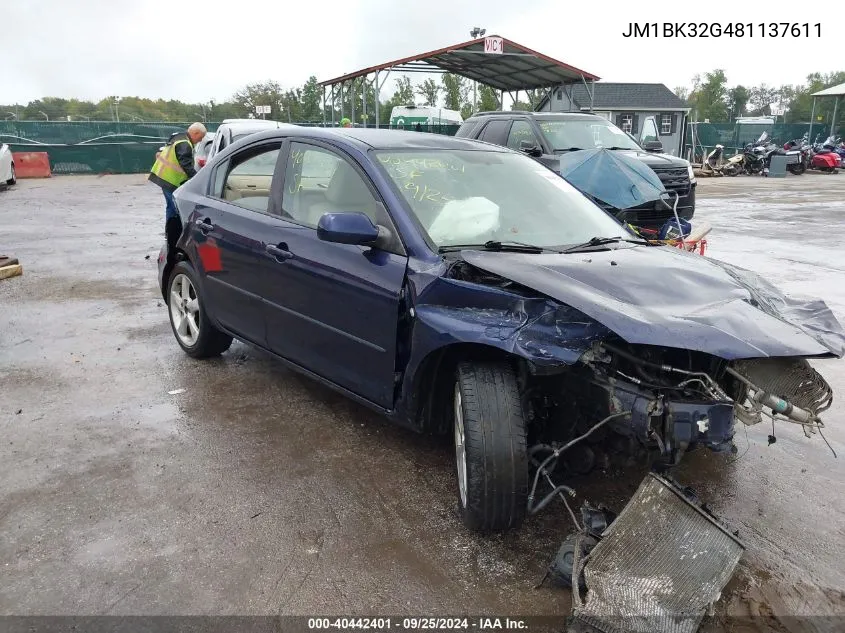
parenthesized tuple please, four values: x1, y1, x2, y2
(573, 473, 744, 633)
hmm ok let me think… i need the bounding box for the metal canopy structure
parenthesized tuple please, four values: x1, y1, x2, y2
(809, 82, 845, 140)
(317, 35, 600, 127)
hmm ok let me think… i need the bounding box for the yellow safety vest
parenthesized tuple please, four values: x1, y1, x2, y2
(150, 137, 193, 188)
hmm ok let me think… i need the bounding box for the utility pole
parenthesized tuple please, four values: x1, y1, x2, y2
(469, 27, 486, 114)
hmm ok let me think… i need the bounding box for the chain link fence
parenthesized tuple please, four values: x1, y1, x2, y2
(0, 121, 460, 174)
(685, 122, 843, 161)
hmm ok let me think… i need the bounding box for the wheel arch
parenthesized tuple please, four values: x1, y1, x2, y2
(406, 342, 528, 435)
(161, 247, 191, 301)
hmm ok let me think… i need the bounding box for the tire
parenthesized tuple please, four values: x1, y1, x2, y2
(166, 260, 233, 358)
(788, 163, 805, 175)
(6, 162, 15, 186)
(453, 361, 528, 532)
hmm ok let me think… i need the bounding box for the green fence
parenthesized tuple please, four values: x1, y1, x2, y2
(0, 121, 220, 145)
(1, 121, 460, 174)
(685, 122, 844, 160)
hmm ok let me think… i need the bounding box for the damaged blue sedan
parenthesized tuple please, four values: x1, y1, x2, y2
(158, 128, 845, 533)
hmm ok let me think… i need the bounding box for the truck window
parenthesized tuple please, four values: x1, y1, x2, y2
(478, 120, 511, 146)
(641, 117, 659, 144)
(456, 120, 480, 137)
(506, 120, 540, 150)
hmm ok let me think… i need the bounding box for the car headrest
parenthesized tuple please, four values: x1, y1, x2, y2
(325, 161, 373, 206)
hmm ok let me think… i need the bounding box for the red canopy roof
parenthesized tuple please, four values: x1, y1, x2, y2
(318, 35, 600, 92)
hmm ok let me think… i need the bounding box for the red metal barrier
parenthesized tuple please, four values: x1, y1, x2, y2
(12, 152, 52, 178)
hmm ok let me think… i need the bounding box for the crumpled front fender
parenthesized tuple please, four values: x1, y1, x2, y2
(394, 270, 612, 426)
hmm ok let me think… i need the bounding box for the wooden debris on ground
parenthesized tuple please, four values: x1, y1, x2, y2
(0, 256, 22, 280)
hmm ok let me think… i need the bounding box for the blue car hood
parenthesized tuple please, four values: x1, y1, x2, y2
(462, 246, 845, 360)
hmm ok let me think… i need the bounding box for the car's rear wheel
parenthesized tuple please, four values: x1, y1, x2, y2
(167, 261, 232, 358)
(454, 361, 528, 532)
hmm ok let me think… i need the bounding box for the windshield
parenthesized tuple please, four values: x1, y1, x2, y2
(537, 118, 642, 151)
(375, 150, 628, 249)
(757, 132, 769, 143)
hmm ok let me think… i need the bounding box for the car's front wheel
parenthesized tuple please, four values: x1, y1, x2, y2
(167, 260, 232, 358)
(454, 361, 528, 532)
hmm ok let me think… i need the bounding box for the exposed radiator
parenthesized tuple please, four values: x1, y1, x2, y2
(574, 473, 744, 633)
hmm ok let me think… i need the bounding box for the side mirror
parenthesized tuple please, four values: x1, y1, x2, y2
(519, 140, 543, 157)
(317, 212, 383, 246)
(643, 140, 664, 153)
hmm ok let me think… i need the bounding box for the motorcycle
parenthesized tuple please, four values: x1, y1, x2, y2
(702, 144, 745, 176)
(702, 144, 735, 176)
(825, 136, 845, 164)
(783, 134, 810, 175)
(721, 152, 744, 176)
(758, 135, 802, 175)
(739, 132, 769, 175)
(809, 134, 840, 173)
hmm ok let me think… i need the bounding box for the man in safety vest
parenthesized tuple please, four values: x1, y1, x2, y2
(149, 122, 207, 237)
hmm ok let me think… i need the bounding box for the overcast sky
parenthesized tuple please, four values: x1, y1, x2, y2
(3, 0, 841, 105)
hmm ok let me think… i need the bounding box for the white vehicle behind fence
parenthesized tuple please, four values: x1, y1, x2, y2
(206, 119, 298, 163)
(389, 105, 463, 129)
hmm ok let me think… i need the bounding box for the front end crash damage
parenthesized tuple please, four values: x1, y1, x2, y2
(404, 254, 840, 467)
(402, 251, 843, 629)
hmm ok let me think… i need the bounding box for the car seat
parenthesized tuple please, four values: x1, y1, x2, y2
(306, 161, 377, 226)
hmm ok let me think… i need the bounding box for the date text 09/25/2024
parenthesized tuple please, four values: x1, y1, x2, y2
(622, 22, 821, 38)
(308, 618, 529, 630)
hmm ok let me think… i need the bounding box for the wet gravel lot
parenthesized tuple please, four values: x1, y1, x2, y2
(1, 173, 844, 630)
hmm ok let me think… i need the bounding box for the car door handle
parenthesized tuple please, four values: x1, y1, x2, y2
(266, 243, 293, 261)
(195, 218, 214, 233)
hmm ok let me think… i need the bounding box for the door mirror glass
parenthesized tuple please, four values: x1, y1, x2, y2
(317, 212, 380, 245)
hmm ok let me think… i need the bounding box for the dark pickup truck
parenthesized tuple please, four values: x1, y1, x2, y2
(455, 111, 696, 230)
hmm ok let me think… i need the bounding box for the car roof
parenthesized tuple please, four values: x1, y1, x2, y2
(468, 111, 604, 122)
(245, 127, 511, 152)
(219, 119, 297, 132)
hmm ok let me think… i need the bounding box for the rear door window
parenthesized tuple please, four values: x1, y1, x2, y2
(478, 120, 512, 146)
(218, 144, 281, 214)
(455, 120, 480, 138)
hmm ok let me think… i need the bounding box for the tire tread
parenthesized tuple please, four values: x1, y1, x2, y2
(455, 361, 528, 532)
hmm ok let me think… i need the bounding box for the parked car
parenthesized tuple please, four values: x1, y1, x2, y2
(158, 128, 842, 533)
(194, 132, 215, 170)
(205, 119, 297, 164)
(455, 112, 696, 230)
(0, 143, 15, 188)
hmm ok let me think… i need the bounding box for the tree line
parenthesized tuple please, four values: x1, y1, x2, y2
(7, 69, 840, 126)
(675, 70, 845, 125)
(1, 74, 531, 124)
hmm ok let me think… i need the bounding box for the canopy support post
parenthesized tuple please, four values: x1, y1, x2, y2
(351, 79, 357, 127)
(831, 96, 839, 137)
(579, 75, 595, 112)
(322, 86, 326, 125)
(362, 77, 367, 127)
(809, 97, 816, 141)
